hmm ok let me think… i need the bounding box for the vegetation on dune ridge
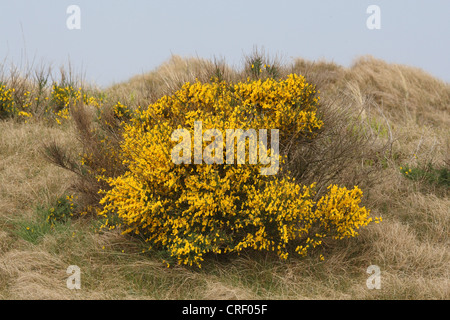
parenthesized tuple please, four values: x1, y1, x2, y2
(0, 52, 448, 299)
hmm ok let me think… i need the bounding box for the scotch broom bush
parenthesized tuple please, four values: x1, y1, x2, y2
(96, 75, 379, 267)
(0, 64, 103, 124)
(0, 84, 15, 119)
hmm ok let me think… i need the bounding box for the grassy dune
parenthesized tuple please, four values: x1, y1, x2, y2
(0, 55, 448, 299)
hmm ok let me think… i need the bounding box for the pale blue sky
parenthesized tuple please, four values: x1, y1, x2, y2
(1, 0, 449, 87)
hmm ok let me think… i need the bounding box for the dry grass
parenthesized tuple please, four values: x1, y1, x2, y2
(105, 55, 238, 109)
(348, 56, 450, 128)
(0, 54, 448, 300)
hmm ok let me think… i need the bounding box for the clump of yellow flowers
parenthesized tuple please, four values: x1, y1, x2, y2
(46, 195, 76, 228)
(1, 82, 103, 123)
(97, 75, 379, 267)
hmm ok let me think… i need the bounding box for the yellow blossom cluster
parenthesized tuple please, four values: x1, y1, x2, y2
(313, 185, 381, 240)
(0, 84, 15, 118)
(97, 75, 377, 267)
(0, 85, 34, 121)
(51, 84, 103, 124)
(1, 82, 102, 123)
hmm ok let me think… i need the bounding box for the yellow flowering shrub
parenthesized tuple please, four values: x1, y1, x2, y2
(0, 84, 15, 119)
(97, 75, 378, 267)
(1, 81, 103, 123)
(313, 185, 380, 240)
(0, 84, 34, 121)
(50, 84, 103, 124)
